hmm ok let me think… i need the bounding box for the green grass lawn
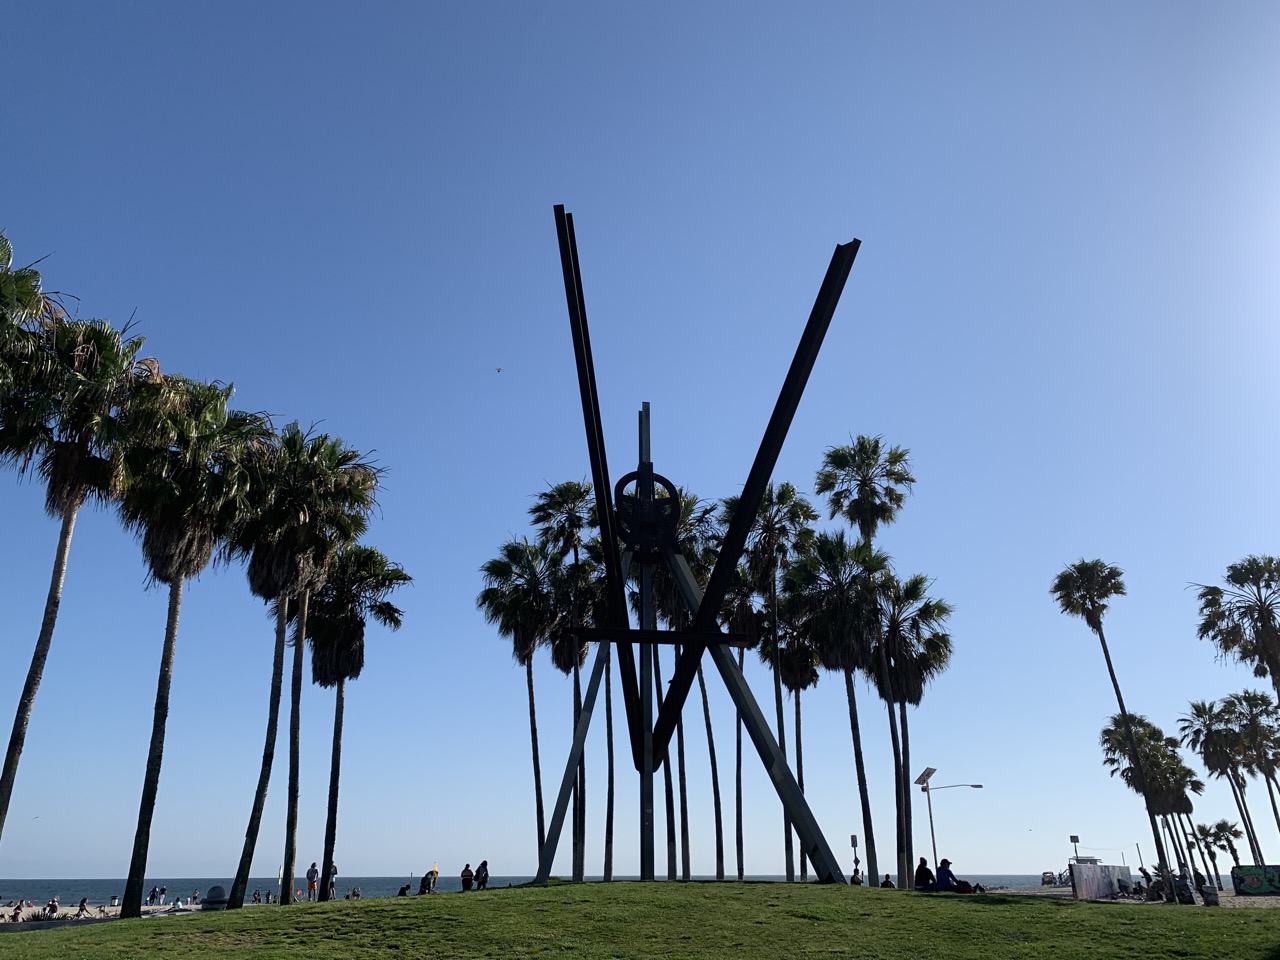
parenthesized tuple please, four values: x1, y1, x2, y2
(2, 883, 1277, 960)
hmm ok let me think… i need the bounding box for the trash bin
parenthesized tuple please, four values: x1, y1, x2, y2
(110, 896, 119, 907)
(1200, 885, 1220, 907)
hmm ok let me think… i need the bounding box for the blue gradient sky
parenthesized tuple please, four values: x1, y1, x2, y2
(2, 1, 1277, 879)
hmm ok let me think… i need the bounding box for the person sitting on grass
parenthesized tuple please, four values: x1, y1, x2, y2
(935, 859, 965, 892)
(880, 874, 895, 888)
(914, 857, 935, 890)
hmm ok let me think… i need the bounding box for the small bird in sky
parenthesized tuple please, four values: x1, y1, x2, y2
(496, 367, 503, 373)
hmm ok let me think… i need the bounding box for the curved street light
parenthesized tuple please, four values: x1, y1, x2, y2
(914, 768, 983, 870)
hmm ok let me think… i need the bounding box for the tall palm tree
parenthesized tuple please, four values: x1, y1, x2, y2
(0, 318, 157, 848)
(1051, 559, 1170, 878)
(530, 480, 595, 882)
(782, 531, 886, 885)
(117, 378, 269, 918)
(815, 436, 915, 884)
(1180, 699, 1264, 864)
(306, 544, 411, 901)
(870, 571, 952, 883)
(722, 482, 816, 881)
(1196, 557, 1280, 704)
(225, 423, 379, 907)
(1223, 690, 1280, 837)
(477, 537, 562, 856)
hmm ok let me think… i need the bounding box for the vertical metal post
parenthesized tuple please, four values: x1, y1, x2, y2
(638, 403, 655, 881)
(925, 786, 938, 871)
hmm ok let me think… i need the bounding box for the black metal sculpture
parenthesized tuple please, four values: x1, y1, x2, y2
(535, 204, 859, 884)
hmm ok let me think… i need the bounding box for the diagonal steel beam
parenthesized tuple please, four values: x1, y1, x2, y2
(554, 205, 642, 769)
(692, 239, 861, 634)
(652, 240, 861, 763)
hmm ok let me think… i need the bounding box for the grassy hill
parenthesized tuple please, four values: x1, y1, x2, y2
(2, 882, 1277, 959)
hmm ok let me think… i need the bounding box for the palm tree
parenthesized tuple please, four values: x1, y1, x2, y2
(1051, 559, 1170, 879)
(1180, 699, 1264, 864)
(1196, 557, 1280, 704)
(1211, 819, 1244, 870)
(814, 435, 914, 544)
(306, 544, 411, 901)
(0, 230, 49, 399)
(815, 436, 915, 885)
(1223, 690, 1280, 838)
(1193, 823, 1224, 890)
(477, 537, 562, 856)
(722, 482, 816, 881)
(225, 423, 379, 908)
(530, 480, 595, 882)
(0, 318, 157, 848)
(870, 571, 953, 884)
(782, 531, 886, 885)
(117, 377, 270, 918)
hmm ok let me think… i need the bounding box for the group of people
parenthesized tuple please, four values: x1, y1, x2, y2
(850, 857, 980, 893)
(5, 897, 105, 922)
(305, 861, 339, 901)
(460, 860, 490, 891)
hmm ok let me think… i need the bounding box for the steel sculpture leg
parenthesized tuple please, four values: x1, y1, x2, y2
(707, 643, 846, 884)
(535, 646, 608, 884)
(639, 563, 656, 880)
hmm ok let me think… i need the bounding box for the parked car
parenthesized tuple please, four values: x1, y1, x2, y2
(1041, 871, 1058, 886)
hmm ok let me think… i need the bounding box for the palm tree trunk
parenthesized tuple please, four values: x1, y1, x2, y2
(795, 688, 806, 882)
(319, 677, 344, 902)
(1206, 848, 1222, 890)
(526, 657, 545, 853)
(229, 598, 289, 909)
(0, 501, 78, 845)
(843, 669, 877, 882)
(1225, 774, 1261, 865)
(1185, 813, 1213, 888)
(771, 578, 794, 882)
(603, 645, 614, 882)
(1094, 625, 1170, 880)
(1265, 775, 1280, 837)
(121, 577, 183, 919)
(697, 664, 724, 880)
(1236, 774, 1265, 865)
(899, 700, 913, 877)
(885, 697, 905, 889)
(878, 647, 906, 889)
(281, 590, 310, 904)
(572, 663, 584, 882)
(735, 648, 745, 881)
(654, 646, 677, 879)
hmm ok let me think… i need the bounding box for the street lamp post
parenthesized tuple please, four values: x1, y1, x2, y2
(914, 767, 982, 870)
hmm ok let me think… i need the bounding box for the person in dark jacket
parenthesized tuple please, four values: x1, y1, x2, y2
(914, 857, 935, 889)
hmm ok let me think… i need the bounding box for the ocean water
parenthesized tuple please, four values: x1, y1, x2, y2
(0, 874, 1046, 906)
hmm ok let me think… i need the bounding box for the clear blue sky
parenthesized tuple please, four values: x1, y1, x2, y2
(2, 1, 1277, 880)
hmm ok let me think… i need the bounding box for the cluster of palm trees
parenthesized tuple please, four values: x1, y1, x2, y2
(478, 436, 953, 886)
(1053, 554, 1280, 892)
(0, 232, 411, 914)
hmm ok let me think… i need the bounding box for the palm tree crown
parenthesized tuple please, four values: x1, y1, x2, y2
(814, 435, 914, 542)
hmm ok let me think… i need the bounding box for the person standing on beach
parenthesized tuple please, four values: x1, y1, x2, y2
(461, 864, 474, 891)
(306, 863, 319, 901)
(328, 864, 338, 901)
(475, 860, 489, 891)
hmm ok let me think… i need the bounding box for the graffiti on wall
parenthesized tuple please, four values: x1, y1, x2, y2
(1231, 866, 1280, 896)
